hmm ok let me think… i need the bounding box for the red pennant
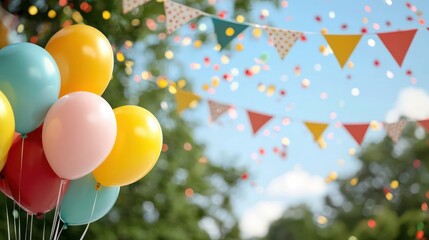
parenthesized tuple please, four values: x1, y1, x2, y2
(247, 110, 273, 135)
(343, 123, 370, 145)
(418, 119, 429, 133)
(377, 29, 417, 66)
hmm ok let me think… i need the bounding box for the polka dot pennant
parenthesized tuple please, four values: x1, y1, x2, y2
(212, 18, 249, 50)
(208, 100, 230, 122)
(164, 0, 203, 35)
(384, 119, 407, 143)
(265, 27, 302, 60)
(122, 0, 150, 14)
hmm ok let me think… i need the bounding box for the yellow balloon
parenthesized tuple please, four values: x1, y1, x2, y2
(93, 106, 162, 186)
(0, 91, 15, 170)
(45, 24, 113, 97)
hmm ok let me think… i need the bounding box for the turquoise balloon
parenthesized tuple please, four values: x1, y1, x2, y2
(0, 42, 60, 134)
(60, 174, 119, 226)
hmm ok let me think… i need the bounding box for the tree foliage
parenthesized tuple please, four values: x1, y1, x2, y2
(266, 123, 429, 240)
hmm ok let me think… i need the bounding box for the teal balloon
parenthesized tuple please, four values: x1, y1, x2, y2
(60, 174, 119, 226)
(0, 42, 60, 134)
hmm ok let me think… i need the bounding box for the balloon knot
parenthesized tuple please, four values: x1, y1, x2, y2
(21, 134, 27, 139)
(36, 213, 44, 219)
(95, 183, 102, 191)
(63, 223, 68, 230)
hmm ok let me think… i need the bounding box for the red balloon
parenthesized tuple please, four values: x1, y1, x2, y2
(0, 173, 12, 199)
(3, 126, 68, 215)
(0, 132, 21, 199)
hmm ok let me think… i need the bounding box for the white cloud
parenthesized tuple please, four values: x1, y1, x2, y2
(240, 201, 285, 239)
(239, 166, 328, 238)
(267, 165, 327, 198)
(386, 87, 429, 122)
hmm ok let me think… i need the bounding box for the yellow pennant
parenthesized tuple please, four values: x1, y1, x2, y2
(175, 90, 201, 114)
(0, 21, 9, 49)
(324, 34, 362, 68)
(304, 121, 329, 141)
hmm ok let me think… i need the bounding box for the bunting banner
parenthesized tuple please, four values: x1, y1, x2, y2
(384, 119, 407, 143)
(377, 29, 417, 66)
(122, 0, 151, 14)
(304, 122, 329, 141)
(122, 0, 426, 68)
(323, 34, 362, 68)
(265, 27, 303, 60)
(164, 0, 203, 35)
(417, 119, 429, 133)
(208, 100, 230, 122)
(169, 88, 429, 146)
(343, 123, 370, 145)
(121, 0, 429, 146)
(175, 90, 201, 114)
(247, 110, 273, 135)
(212, 18, 249, 50)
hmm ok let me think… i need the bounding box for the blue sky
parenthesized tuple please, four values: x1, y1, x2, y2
(159, 0, 429, 238)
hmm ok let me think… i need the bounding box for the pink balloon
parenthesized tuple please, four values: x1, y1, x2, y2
(42, 91, 117, 180)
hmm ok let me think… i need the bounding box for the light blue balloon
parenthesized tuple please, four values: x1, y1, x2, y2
(0, 42, 60, 134)
(60, 174, 120, 226)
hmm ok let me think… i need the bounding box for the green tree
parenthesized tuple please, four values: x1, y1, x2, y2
(266, 123, 429, 240)
(0, 0, 262, 239)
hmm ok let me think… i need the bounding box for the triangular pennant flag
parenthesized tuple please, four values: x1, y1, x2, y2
(175, 90, 201, 114)
(343, 123, 370, 145)
(0, 5, 18, 48)
(208, 100, 230, 122)
(0, 21, 8, 49)
(212, 18, 248, 50)
(304, 122, 329, 141)
(323, 34, 362, 68)
(377, 29, 417, 66)
(265, 27, 302, 59)
(164, 0, 203, 34)
(417, 119, 429, 133)
(384, 119, 407, 143)
(247, 110, 273, 135)
(122, 0, 151, 13)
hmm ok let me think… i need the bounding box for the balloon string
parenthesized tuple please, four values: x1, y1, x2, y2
(52, 219, 61, 240)
(42, 216, 45, 240)
(79, 191, 98, 240)
(29, 215, 33, 240)
(54, 225, 66, 240)
(49, 180, 66, 240)
(4, 191, 10, 240)
(18, 208, 20, 240)
(18, 136, 25, 240)
(13, 202, 17, 240)
(24, 213, 28, 240)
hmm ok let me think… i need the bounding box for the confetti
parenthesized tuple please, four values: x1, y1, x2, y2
(302, 78, 310, 88)
(367, 39, 376, 47)
(351, 88, 360, 96)
(230, 81, 239, 91)
(367, 219, 377, 228)
(183, 142, 192, 151)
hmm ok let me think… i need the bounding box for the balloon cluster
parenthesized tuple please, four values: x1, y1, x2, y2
(0, 25, 163, 227)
